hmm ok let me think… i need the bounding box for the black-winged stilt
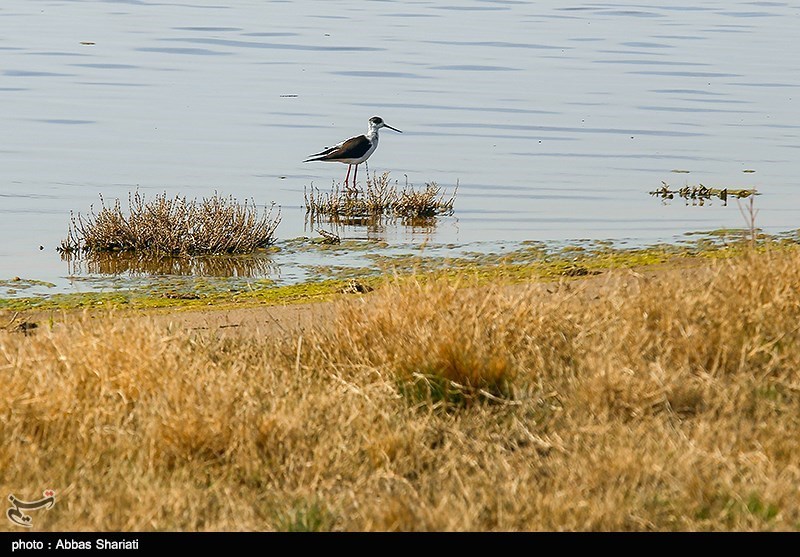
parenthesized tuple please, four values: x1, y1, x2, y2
(304, 116, 402, 187)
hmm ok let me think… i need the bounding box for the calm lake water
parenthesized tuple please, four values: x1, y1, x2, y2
(2, 0, 799, 297)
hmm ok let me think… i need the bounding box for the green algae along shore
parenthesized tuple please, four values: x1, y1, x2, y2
(1, 228, 794, 313)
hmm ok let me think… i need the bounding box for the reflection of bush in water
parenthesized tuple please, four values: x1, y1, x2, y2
(63, 251, 278, 278)
(305, 211, 440, 234)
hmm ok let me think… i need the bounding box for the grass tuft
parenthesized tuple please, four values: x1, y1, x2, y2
(314, 278, 536, 408)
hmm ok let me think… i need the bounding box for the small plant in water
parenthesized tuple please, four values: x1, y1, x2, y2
(737, 195, 761, 249)
(304, 171, 456, 224)
(650, 181, 756, 206)
(59, 191, 281, 256)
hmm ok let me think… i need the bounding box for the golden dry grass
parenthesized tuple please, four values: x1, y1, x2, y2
(3, 247, 800, 531)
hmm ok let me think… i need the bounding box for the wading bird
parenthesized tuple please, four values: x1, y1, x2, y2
(304, 116, 402, 188)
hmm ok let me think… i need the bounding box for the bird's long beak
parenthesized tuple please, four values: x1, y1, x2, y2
(385, 124, 402, 133)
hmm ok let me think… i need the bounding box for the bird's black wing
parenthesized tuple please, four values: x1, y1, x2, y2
(304, 135, 370, 162)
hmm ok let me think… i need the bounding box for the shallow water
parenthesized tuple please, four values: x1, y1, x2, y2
(2, 0, 799, 297)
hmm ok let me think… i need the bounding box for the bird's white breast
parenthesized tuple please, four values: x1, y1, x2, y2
(355, 135, 378, 163)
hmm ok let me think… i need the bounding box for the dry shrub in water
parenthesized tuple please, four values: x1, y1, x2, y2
(395, 182, 456, 219)
(4, 247, 800, 530)
(304, 172, 456, 222)
(60, 191, 280, 255)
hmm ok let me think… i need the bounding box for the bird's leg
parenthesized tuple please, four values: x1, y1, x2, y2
(344, 165, 360, 196)
(344, 164, 352, 187)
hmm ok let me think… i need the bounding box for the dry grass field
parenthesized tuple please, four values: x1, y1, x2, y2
(2, 245, 800, 531)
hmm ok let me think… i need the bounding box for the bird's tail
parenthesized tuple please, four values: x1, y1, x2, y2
(303, 146, 338, 162)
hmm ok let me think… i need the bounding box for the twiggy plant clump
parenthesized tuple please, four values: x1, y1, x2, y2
(304, 172, 457, 222)
(59, 191, 281, 255)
